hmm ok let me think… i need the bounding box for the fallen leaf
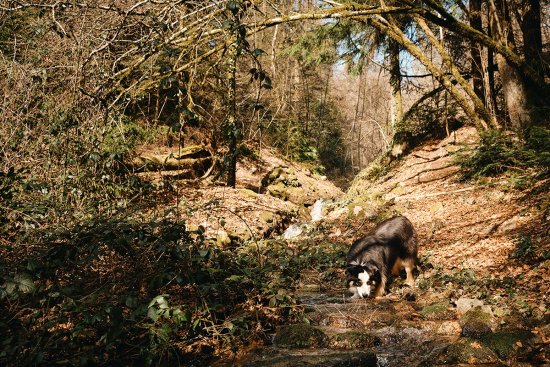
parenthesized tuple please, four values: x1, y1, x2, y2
(516, 341, 523, 347)
(470, 341, 482, 349)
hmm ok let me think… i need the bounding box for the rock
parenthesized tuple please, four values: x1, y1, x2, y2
(215, 230, 231, 247)
(273, 324, 328, 349)
(327, 207, 348, 220)
(300, 284, 321, 292)
(435, 321, 462, 335)
(260, 211, 275, 224)
(497, 215, 521, 234)
(455, 297, 484, 315)
(310, 199, 325, 222)
(481, 331, 535, 360)
(480, 222, 500, 238)
(420, 300, 455, 321)
(438, 338, 498, 364)
(328, 331, 381, 350)
(283, 224, 305, 239)
(460, 306, 494, 339)
(242, 350, 377, 367)
(239, 188, 259, 198)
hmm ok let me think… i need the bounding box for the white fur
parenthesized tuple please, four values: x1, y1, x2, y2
(349, 271, 371, 299)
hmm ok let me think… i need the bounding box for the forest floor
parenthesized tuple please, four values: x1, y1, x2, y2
(3, 127, 547, 366)
(196, 126, 549, 366)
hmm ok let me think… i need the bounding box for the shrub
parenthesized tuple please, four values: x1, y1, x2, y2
(457, 128, 549, 180)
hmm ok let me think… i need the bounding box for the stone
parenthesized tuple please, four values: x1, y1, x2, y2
(273, 324, 328, 349)
(481, 331, 534, 360)
(242, 350, 377, 367)
(497, 215, 521, 234)
(328, 332, 381, 350)
(260, 211, 275, 224)
(438, 338, 498, 364)
(420, 300, 455, 321)
(283, 224, 305, 239)
(239, 188, 259, 198)
(435, 321, 462, 335)
(327, 207, 348, 220)
(455, 297, 484, 315)
(215, 230, 231, 247)
(460, 306, 494, 339)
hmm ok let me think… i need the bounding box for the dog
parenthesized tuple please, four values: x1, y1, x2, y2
(346, 216, 418, 299)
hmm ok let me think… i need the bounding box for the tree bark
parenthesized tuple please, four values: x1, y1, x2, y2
(416, 17, 497, 128)
(489, 0, 537, 131)
(389, 39, 403, 128)
(226, 37, 238, 188)
(469, 0, 485, 104)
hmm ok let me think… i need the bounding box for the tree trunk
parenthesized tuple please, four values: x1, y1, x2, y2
(489, 0, 544, 131)
(520, 0, 545, 80)
(389, 40, 403, 128)
(416, 17, 497, 128)
(226, 38, 238, 188)
(469, 0, 485, 104)
(375, 15, 488, 130)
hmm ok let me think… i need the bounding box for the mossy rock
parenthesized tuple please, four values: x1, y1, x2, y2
(420, 300, 455, 321)
(438, 338, 498, 364)
(239, 188, 259, 198)
(329, 332, 381, 350)
(267, 182, 289, 200)
(215, 230, 231, 247)
(273, 324, 328, 349)
(243, 351, 377, 367)
(481, 331, 534, 359)
(460, 306, 494, 338)
(260, 211, 275, 224)
(286, 186, 308, 204)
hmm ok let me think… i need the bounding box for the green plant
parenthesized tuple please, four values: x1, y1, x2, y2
(510, 236, 534, 259)
(457, 129, 549, 180)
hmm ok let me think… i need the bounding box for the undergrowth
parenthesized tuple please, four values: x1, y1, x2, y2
(456, 127, 550, 181)
(0, 210, 346, 365)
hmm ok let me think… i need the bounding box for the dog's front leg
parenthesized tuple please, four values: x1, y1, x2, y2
(404, 259, 415, 287)
(373, 276, 387, 298)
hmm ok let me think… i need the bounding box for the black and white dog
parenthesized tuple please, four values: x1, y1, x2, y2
(346, 216, 418, 299)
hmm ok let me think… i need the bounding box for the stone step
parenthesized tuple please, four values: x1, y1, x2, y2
(239, 348, 377, 367)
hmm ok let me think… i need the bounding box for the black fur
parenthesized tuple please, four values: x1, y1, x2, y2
(346, 216, 418, 297)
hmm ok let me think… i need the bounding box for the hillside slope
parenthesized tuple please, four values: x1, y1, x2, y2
(343, 126, 548, 313)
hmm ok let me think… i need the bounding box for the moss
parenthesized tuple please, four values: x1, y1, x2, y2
(481, 331, 534, 359)
(329, 332, 381, 350)
(267, 182, 289, 200)
(273, 324, 328, 348)
(460, 306, 493, 338)
(260, 211, 274, 224)
(439, 338, 498, 364)
(420, 300, 455, 321)
(239, 188, 258, 198)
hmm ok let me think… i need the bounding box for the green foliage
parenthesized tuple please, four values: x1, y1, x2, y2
(510, 236, 534, 260)
(457, 128, 550, 180)
(0, 214, 351, 365)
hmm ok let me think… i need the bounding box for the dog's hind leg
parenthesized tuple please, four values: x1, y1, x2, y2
(403, 258, 415, 287)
